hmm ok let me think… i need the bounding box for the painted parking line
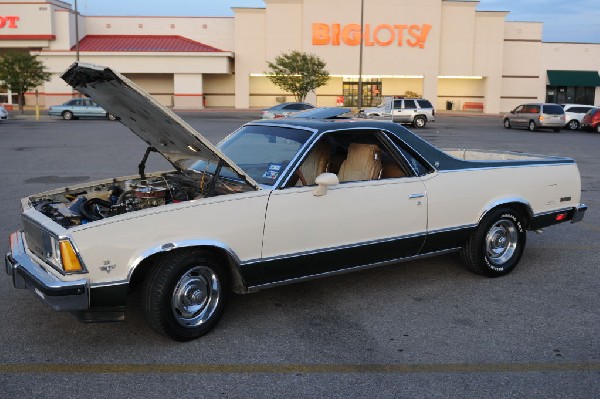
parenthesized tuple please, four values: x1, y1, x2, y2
(0, 362, 598, 374)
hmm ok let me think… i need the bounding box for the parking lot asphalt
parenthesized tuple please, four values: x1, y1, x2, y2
(0, 113, 598, 398)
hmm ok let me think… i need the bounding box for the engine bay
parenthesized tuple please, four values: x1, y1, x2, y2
(30, 170, 252, 228)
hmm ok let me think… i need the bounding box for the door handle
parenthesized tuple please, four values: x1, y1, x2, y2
(408, 193, 425, 199)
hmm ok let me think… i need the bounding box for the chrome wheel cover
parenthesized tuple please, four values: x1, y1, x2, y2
(568, 120, 578, 130)
(414, 117, 425, 127)
(485, 220, 518, 266)
(171, 266, 220, 327)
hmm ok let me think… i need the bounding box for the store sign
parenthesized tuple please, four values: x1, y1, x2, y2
(312, 23, 432, 49)
(0, 16, 20, 29)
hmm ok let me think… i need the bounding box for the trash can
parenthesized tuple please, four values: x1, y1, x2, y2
(446, 100, 453, 111)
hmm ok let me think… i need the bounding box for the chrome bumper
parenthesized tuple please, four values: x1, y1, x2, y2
(571, 203, 587, 223)
(5, 231, 89, 311)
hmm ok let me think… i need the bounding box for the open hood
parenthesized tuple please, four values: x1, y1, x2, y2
(61, 62, 260, 190)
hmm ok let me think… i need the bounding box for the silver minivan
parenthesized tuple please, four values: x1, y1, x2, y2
(503, 103, 565, 132)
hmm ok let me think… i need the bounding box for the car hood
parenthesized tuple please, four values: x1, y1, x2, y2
(61, 62, 260, 190)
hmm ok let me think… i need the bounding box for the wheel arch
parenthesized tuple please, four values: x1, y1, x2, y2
(477, 199, 533, 229)
(128, 241, 247, 295)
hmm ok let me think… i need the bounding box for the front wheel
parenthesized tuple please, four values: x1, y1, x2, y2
(143, 249, 229, 341)
(596, 124, 600, 134)
(461, 208, 526, 277)
(567, 120, 579, 130)
(503, 118, 512, 129)
(62, 111, 74, 120)
(107, 114, 117, 121)
(413, 115, 427, 128)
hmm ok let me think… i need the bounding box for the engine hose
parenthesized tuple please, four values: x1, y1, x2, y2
(80, 198, 113, 221)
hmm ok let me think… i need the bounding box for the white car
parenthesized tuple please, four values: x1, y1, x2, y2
(5, 63, 587, 341)
(0, 105, 8, 121)
(360, 98, 435, 128)
(561, 104, 598, 130)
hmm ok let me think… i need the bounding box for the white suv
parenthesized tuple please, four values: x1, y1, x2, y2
(561, 104, 597, 130)
(360, 98, 435, 128)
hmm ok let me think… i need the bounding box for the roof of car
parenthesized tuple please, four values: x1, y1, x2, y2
(248, 116, 409, 135)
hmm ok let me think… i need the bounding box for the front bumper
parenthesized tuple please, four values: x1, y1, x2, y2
(5, 231, 89, 311)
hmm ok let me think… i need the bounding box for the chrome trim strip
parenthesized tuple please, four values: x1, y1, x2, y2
(127, 239, 243, 282)
(427, 224, 477, 235)
(437, 162, 575, 174)
(478, 198, 534, 224)
(246, 247, 461, 293)
(243, 232, 428, 266)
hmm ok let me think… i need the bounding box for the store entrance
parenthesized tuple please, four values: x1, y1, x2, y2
(342, 79, 382, 108)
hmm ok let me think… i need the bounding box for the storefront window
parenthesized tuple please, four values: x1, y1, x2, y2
(546, 86, 595, 105)
(342, 78, 382, 107)
(0, 83, 16, 104)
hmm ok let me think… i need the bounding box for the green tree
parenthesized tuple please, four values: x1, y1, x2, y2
(266, 51, 330, 103)
(0, 52, 51, 113)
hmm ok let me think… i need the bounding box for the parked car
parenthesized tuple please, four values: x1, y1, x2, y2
(503, 103, 565, 132)
(0, 105, 8, 121)
(5, 63, 587, 341)
(48, 98, 117, 121)
(261, 102, 315, 119)
(359, 98, 435, 128)
(581, 107, 600, 133)
(560, 104, 597, 130)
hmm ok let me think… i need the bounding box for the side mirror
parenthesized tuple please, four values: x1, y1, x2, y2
(313, 173, 339, 196)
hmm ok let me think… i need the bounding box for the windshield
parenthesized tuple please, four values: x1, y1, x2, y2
(189, 125, 312, 186)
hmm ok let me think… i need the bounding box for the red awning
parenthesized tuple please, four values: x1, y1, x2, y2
(72, 35, 224, 52)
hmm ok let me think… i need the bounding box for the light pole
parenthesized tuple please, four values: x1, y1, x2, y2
(74, 0, 80, 61)
(357, 0, 364, 110)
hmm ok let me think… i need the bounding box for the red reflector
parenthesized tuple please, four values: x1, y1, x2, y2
(556, 213, 567, 221)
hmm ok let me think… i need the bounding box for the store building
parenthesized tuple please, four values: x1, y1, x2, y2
(1, 0, 599, 113)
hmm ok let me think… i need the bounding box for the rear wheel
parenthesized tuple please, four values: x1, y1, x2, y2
(528, 120, 537, 131)
(503, 118, 512, 129)
(413, 115, 427, 128)
(143, 249, 229, 341)
(567, 120, 579, 130)
(62, 111, 74, 120)
(596, 125, 600, 134)
(461, 207, 526, 277)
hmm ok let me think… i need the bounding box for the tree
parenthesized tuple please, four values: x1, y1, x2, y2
(266, 51, 330, 103)
(0, 52, 51, 113)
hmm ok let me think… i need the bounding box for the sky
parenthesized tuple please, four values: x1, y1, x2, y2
(62, 0, 599, 43)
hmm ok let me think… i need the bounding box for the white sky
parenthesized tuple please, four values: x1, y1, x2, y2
(64, 0, 599, 43)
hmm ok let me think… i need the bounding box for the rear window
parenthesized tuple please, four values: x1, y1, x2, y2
(417, 100, 433, 108)
(543, 104, 564, 115)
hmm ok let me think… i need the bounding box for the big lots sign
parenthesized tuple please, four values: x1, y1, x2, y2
(313, 22, 432, 49)
(0, 16, 19, 29)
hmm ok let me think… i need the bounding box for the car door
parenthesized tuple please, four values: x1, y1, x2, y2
(258, 130, 427, 286)
(511, 105, 526, 127)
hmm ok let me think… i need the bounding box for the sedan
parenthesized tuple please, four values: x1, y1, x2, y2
(0, 104, 8, 121)
(261, 102, 315, 119)
(48, 98, 117, 120)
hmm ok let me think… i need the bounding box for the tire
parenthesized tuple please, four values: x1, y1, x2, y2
(460, 207, 526, 277)
(528, 120, 537, 131)
(596, 125, 600, 134)
(143, 249, 229, 341)
(62, 111, 74, 120)
(107, 114, 117, 121)
(503, 118, 512, 129)
(567, 120, 579, 130)
(553, 127, 561, 133)
(413, 115, 427, 128)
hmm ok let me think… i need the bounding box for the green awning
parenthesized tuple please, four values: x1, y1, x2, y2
(547, 70, 600, 87)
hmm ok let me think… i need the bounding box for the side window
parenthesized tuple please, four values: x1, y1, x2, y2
(403, 100, 417, 109)
(530, 105, 541, 113)
(387, 133, 431, 176)
(285, 130, 413, 187)
(285, 103, 305, 110)
(393, 100, 402, 109)
(514, 105, 523, 113)
(417, 100, 432, 108)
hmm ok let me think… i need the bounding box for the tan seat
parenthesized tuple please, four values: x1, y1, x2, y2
(338, 143, 383, 182)
(298, 140, 330, 185)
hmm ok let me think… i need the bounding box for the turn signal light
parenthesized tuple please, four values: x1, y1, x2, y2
(59, 240, 83, 272)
